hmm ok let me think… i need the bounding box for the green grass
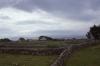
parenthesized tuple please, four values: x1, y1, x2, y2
(0, 40, 85, 48)
(0, 54, 57, 66)
(66, 44, 100, 66)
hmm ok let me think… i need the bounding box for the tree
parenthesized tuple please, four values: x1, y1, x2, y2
(86, 25, 100, 40)
(19, 37, 25, 41)
(0, 38, 11, 42)
(86, 32, 92, 39)
(39, 36, 53, 40)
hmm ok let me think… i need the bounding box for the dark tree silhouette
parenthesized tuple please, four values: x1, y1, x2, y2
(19, 37, 25, 41)
(86, 25, 100, 40)
(39, 36, 53, 40)
(0, 38, 11, 42)
(86, 32, 92, 39)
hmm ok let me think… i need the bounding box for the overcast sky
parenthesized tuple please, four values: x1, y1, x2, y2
(0, 0, 99, 39)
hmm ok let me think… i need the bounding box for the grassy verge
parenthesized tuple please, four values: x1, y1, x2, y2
(0, 53, 57, 66)
(66, 44, 100, 66)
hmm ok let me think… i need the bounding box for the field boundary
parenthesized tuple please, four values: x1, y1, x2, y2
(0, 46, 65, 55)
(50, 40, 100, 66)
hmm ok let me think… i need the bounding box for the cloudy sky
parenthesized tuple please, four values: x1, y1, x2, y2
(0, 0, 99, 39)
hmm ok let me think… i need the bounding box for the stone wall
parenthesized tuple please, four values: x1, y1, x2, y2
(50, 40, 100, 66)
(50, 46, 72, 66)
(0, 47, 64, 55)
(0, 40, 99, 66)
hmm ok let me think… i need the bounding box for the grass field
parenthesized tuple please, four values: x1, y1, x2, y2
(0, 40, 86, 48)
(66, 44, 100, 66)
(0, 40, 89, 66)
(0, 53, 57, 66)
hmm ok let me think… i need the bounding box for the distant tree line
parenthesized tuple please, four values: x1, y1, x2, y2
(0, 38, 11, 42)
(0, 37, 26, 42)
(38, 36, 65, 41)
(86, 25, 100, 40)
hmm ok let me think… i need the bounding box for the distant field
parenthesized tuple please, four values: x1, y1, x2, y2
(0, 40, 86, 48)
(66, 44, 100, 66)
(0, 53, 57, 66)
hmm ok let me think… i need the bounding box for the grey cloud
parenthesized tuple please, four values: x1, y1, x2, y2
(0, 0, 99, 38)
(15, 21, 58, 25)
(33, 30, 86, 38)
(0, 28, 17, 35)
(0, 28, 11, 32)
(0, 0, 100, 21)
(14, 0, 100, 21)
(0, 0, 100, 12)
(0, 27, 28, 38)
(0, 15, 10, 19)
(15, 21, 36, 25)
(0, 28, 14, 38)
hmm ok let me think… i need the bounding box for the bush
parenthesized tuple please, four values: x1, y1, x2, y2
(19, 37, 25, 41)
(0, 38, 11, 42)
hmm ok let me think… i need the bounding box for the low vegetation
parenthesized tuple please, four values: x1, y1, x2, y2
(0, 40, 86, 48)
(0, 53, 57, 66)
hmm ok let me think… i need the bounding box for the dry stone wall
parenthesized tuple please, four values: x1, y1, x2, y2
(50, 40, 100, 66)
(0, 46, 64, 55)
